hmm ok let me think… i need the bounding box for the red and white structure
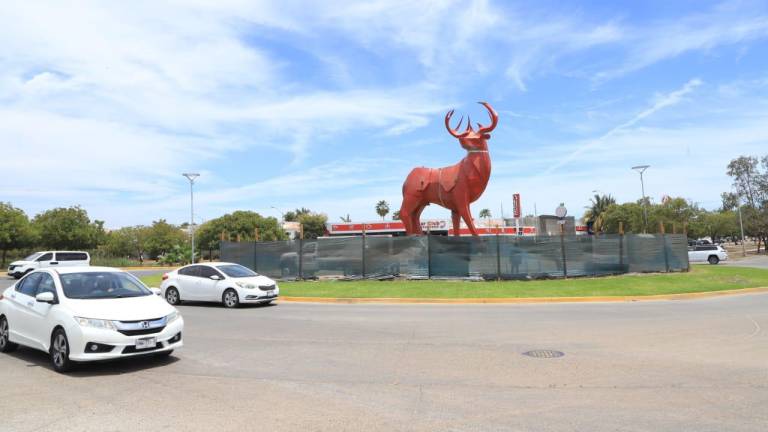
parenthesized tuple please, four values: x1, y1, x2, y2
(326, 219, 538, 237)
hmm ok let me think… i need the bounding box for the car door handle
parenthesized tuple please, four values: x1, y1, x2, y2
(50, 262, 59, 265)
(26, 302, 34, 307)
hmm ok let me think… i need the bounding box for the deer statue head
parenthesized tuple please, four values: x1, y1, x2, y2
(444, 101, 499, 151)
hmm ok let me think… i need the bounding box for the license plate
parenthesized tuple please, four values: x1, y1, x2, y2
(136, 337, 156, 349)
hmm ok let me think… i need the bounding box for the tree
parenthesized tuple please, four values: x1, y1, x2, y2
(298, 212, 328, 239)
(479, 209, 491, 220)
(583, 194, 616, 234)
(375, 200, 390, 220)
(196, 211, 287, 258)
(392, 210, 400, 220)
(144, 219, 187, 259)
(340, 214, 352, 222)
(284, 208, 311, 222)
(103, 226, 150, 261)
(725, 155, 768, 252)
(0, 202, 35, 266)
(32, 206, 104, 250)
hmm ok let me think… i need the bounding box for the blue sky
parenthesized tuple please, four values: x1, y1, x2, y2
(2, 0, 768, 228)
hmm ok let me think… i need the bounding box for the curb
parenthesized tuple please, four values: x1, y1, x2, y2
(278, 286, 768, 304)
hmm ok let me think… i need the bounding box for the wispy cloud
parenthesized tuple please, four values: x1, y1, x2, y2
(540, 79, 703, 176)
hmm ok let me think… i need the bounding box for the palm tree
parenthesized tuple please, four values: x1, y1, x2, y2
(584, 194, 616, 234)
(392, 210, 401, 220)
(479, 208, 491, 224)
(339, 214, 352, 222)
(375, 200, 390, 220)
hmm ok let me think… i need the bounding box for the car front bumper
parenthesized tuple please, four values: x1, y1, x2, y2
(68, 317, 184, 361)
(241, 290, 279, 303)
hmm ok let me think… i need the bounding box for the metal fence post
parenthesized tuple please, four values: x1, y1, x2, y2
(660, 223, 670, 273)
(560, 224, 568, 278)
(253, 240, 258, 273)
(618, 222, 624, 274)
(495, 232, 501, 281)
(427, 233, 432, 279)
(298, 238, 303, 280)
(361, 230, 367, 278)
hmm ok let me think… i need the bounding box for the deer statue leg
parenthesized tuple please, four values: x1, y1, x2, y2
(451, 210, 461, 237)
(459, 205, 480, 236)
(412, 202, 428, 235)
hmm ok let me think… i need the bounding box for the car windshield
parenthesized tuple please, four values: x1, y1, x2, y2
(60, 272, 152, 299)
(216, 264, 258, 278)
(23, 252, 42, 261)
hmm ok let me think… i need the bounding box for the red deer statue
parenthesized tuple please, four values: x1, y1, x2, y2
(400, 101, 498, 236)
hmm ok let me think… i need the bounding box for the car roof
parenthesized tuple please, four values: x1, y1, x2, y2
(51, 266, 124, 274)
(186, 262, 238, 267)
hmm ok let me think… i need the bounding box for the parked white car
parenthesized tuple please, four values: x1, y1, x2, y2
(7, 251, 90, 279)
(161, 262, 279, 308)
(688, 244, 728, 264)
(0, 267, 183, 373)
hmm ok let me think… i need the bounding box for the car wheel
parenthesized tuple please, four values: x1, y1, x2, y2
(50, 329, 73, 373)
(0, 316, 18, 353)
(165, 287, 181, 305)
(222, 289, 239, 308)
(708, 255, 720, 265)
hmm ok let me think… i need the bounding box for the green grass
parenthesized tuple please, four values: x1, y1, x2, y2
(139, 266, 768, 298)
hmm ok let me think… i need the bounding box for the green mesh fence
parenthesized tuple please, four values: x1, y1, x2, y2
(221, 234, 689, 280)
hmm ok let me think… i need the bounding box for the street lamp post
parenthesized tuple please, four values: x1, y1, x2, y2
(182, 173, 200, 263)
(631, 165, 650, 233)
(737, 196, 747, 257)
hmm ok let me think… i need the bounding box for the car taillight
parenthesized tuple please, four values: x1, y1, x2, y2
(162, 274, 169, 281)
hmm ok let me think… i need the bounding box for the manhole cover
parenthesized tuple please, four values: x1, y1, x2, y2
(522, 350, 564, 358)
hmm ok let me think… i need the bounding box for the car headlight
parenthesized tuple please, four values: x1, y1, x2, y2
(75, 317, 117, 331)
(166, 310, 181, 323)
(235, 281, 256, 289)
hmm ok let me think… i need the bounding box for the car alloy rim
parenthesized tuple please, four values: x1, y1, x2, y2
(167, 290, 177, 303)
(225, 292, 236, 306)
(53, 334, 67, 367)
(0, 320, 7, 347)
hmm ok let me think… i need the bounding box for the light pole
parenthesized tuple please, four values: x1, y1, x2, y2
(182, 173, 200, 263)
(631, 165, 650, 233)
(737, 195, 747, 257)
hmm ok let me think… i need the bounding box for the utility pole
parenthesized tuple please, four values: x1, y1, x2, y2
(738, 196, 747, 257)
(182, 173, 200, 263)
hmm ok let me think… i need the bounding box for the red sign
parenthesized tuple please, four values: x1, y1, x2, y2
(513, 193, 521, 218)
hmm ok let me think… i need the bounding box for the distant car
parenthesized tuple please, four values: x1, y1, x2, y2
(688, 245, 728, 265)
(7, 251, 90, 279)
(0, 267, 183, 373)
(161, 262, 279, 308)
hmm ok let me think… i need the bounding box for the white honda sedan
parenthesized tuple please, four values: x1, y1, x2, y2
(161, 262, 279, 308)
(0, 267, 183, 373)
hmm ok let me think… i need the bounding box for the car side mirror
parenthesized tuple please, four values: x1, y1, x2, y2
(35, 291, 55, 304)
(210, 275, 221, 281)
(150, 287, 162, 296)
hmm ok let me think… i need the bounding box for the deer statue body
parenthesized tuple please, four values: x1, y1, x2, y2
(400, 102, 499, 236)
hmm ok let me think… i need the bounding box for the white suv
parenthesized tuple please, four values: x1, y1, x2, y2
(688, 245, 728, 265)
(8, 251, 91, 279)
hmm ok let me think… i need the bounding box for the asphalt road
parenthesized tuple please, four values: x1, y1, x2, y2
(0, 272, 766, 432)
(725, 255, 768, 269)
